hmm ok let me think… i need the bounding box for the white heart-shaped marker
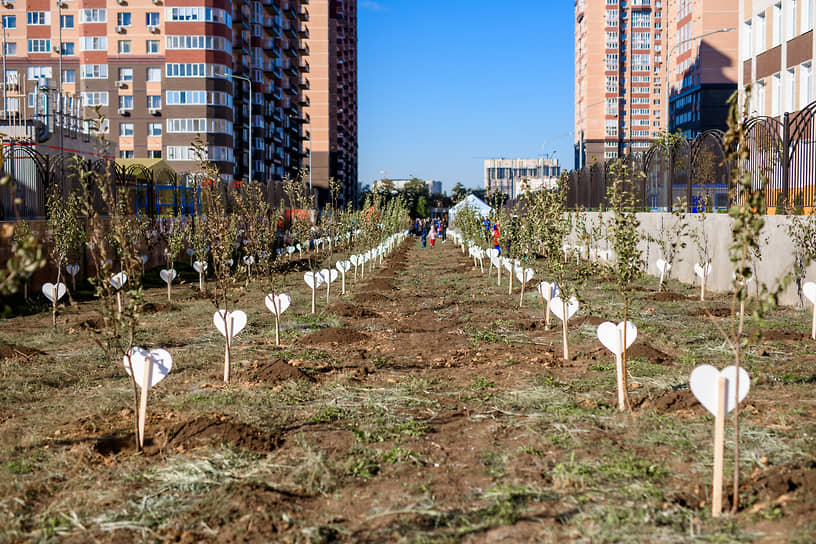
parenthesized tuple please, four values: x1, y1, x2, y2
(694, 262, 712, 278)
(287, 246, 296, 255)
(296, 243, 302, 251)
(336, 260, 351, 273)
(550, 296, 579, 321)
(538, 281, 560, 301)
(160, 269, 177, 284)
(350, 255, 360, 266)
(193, 261, 208, 274)
(487, 248, 499, 259)
(689, 364, 751, 415)
(597, 321, 638, 356)
(42, 282, 67, 302)
(110, 272, 128, 290)
(803, 282, 816, 304)
(655, 258, 671, 274)
(66, 264, 80, 277)
(243, 255, 255, 265)
(213, 310, 247, 340)
(124, 347, 173, 389)
(515, 268, 534, 284)
(140, 255, 148, 265)
(265, 293, 291, 316)
(304, 271, 324, 289)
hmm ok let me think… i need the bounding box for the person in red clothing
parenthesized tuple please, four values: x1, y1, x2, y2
(493, 224, 500, 255)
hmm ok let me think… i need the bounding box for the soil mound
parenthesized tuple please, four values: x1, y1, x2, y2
(650, 291, 689, 302)
(329, 302, 380, 318)
(737, 460, 816, 511)
(572, 315, 608, 327)
(397, 310, 440, 332)
(690, 307, 731, 317)
(638, 389, 701, 412)
(300, 327, 368, 345)
(365, 277, 395, 292)
(167, 415, 282, 453)
(0, 342, 44, 360)
(142, 302, 180, 313)
(627, 343, 673, 364)
(758, 329, 809, 343)
(245, 358, 312, 384)
(77, 316, 107, 331)
(354, 293, 391, 305)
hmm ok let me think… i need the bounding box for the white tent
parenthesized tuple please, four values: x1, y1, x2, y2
(448, 194, 492, 227)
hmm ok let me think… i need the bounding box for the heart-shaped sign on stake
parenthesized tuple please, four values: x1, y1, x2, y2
(66, 264, 79, 277)
(110, 272, 128, 290)
(160, 268, 177, 284)
(655, 258, 671, 289)
(124, 347, 173, 449)
(803, 282, 816, 340)
(265, 293, 291, 345)
(515, 268, 534, 308)
(694, 262, 712, 301)
(551, 295, 579, 361)
(597, 321, 638, 411)
(689, 364, 751, 517)
(537, 281, 560, 330)
(336, 260, 351, 294)
(243, 255, 255, 276)
(139, 254, 149, 266)
(42, 282, 67, 303)
(213, 310, 247, 383)
(305, 271, 323, 313)
(193, 261, 207, 291)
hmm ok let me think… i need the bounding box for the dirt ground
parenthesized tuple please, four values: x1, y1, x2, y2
(1, 238, 815, 543)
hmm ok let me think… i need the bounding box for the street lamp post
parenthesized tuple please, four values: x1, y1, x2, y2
(230, 73, 252, 184)
(664, 27, 736, 134)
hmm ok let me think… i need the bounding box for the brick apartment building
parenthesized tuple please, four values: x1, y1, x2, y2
(739, 0, 816, 118)
(0, 0, 357, 195)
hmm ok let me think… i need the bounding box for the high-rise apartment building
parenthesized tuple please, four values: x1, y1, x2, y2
(575, 0, 665, 167)
(739, 0, 816, 118)
(0, 0, 309, 184)
(665, 0, 739, 137)
(304, 0, 357, 207)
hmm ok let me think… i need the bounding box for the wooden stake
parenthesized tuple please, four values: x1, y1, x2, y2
(199, 271, 204, 292)
(341, 270, 346, 295)
(167, 279, 172, 302)
(561, 299, 569, 360)
(508, 268, 514, 296)
(712, 375, 726, 518)
(659, 266, 665, 290)
(700, 271, 706, 302)
(519, 278, 526, 308)
(116, 291, 122, 318)
(811, 301, 815, 341)
(615, 329, 625, 411)
(311, 278, 316, 314)
(497, 263, 502, 286)
(223, 315, 232, 383)
(138, 356, 152, 449)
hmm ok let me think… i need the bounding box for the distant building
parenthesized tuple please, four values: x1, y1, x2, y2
(483, 158, 560, 199)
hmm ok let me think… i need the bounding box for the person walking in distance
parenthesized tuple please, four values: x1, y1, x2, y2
(493, 224, 501, 255)
(429, 224, 438, 248)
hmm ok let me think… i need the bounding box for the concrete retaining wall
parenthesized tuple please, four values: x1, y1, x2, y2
(572, 212, 816, 308)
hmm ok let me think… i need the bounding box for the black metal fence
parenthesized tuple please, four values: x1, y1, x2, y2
(566, 99, 816, 213)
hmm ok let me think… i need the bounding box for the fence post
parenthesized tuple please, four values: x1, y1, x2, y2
(781, 111, 790, 214)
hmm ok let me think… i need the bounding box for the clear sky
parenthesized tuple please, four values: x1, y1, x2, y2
(357, 0, 575, 194)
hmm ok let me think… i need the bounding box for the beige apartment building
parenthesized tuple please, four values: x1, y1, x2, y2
(739, 0, 816, 117)
(304, 0, 357, 207)
(664, 0, 739, 137)
(574, 0, 665, 167)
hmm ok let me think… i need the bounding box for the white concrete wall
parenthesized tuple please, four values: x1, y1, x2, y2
(574, 212, 816, 307)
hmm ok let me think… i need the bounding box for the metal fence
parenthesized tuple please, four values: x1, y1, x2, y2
(0, 146, 293, 220)
(566, 99, 816, 213)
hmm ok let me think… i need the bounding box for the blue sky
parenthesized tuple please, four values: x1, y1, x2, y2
(357, 0, 575, 193)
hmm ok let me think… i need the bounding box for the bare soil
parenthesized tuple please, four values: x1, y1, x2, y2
(1, 238, 815, 542)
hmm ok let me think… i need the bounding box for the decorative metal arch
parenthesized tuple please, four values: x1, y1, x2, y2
(690, 129, 730, 211)
(785, 100, 816, 213)
(0, 145, 50, 218)
(742, 116, 783, 209)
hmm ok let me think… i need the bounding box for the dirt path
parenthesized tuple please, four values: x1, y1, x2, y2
(1, 237, 815, 542)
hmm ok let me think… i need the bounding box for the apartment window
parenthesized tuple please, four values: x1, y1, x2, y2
(60, 42, 74, 55)
(80, 64, 108, 79)
(605, 75, 618, 93)
(146, 12, 159, 26)
(772, 72, 781, 116)
(605, 9, 618, 26)
(605, 97, 619, 115)
(117, 12, 132, 26)
(63, 69, 75, 83)
(119, 150, 134, 158)
(60, 14, 73, 28)
(119, 122, 134, 136)
(756, 13, 766, 54)
(119, 95, 133, 110)
(27, 12, 49, 25)
(118, 40, 131, 54)
(2, 15, 15, 29)
(118, 67, 133, 81)
(632, 31, 650, 49)
(146, 40, 160, 54)
(801, 62, 813, 107)
(803, 0, 813, 33)
(80, 9, 106, 23)
(4, 42, 16, 56)
(27, 66, 52, 81)
(147, 150, 162, 159)
(164, 35, 231, 52)
(146, 67, 161, 82)
(788, 0, 797, 40)
(166, 6, 231, 26)
(147, 95, 161, 108)
(773, 3, 782, 46)
(80, 37, 107, 51)
(81, 91, 109, 106)
(631, 11, 650, 28)
(148, 122, 162, 136)
(743, 19, 753, 60)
